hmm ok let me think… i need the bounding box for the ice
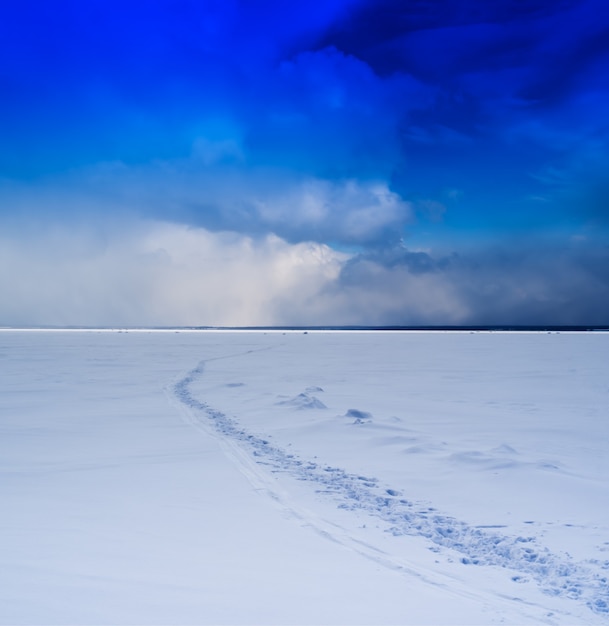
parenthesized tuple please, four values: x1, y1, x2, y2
(1, 329, 608, 625)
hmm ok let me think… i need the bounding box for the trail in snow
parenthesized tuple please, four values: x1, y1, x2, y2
(173, 356, 609, 618)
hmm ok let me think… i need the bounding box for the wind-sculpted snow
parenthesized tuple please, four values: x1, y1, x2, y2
(174, 359, 609, 617)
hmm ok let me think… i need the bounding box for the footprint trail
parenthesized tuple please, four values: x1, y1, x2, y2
(174, 358, 609, 618)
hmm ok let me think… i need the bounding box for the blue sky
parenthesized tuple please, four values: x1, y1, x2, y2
(1, 0, 608, 326)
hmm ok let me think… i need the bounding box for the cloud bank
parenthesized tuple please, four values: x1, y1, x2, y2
(2, 216, 607, 327)
(0, 220, 344, 327)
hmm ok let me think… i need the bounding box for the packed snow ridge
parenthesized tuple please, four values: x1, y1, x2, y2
(174, 359, 609, 617)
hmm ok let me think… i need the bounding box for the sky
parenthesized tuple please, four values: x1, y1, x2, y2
(1, 0, 608, 326)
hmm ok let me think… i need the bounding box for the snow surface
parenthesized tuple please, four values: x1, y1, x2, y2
(1, 329, 608, 625)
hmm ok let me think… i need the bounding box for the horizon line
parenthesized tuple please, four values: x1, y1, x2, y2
(1, 325, 608, 333)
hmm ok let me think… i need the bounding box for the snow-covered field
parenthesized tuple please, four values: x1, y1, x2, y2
(1, 329, 608, 625)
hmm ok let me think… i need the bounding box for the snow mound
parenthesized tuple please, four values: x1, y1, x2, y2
(344, 408, 372, 423)
(450, 449, 567, 474)
(277, 392, 327, 410)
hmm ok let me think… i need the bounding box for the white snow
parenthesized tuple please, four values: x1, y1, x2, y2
(1, 329, 608, 624)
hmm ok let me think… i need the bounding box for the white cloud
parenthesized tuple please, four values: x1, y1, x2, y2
(0, 220, 347, 327)
(253, 178, 413, 244)
(0, 209, 469, 328)
(0, 157, 414, 248)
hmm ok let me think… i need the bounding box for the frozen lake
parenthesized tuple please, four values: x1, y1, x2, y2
(1, 329, 608, 624)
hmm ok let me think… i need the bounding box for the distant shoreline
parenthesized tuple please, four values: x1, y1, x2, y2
(1, 325, 608, 333)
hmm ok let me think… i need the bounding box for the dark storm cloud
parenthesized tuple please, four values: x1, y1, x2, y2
(314, 0, 609, 146)
(315, 0, 597, 87)
(333, 241, 609, 325)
